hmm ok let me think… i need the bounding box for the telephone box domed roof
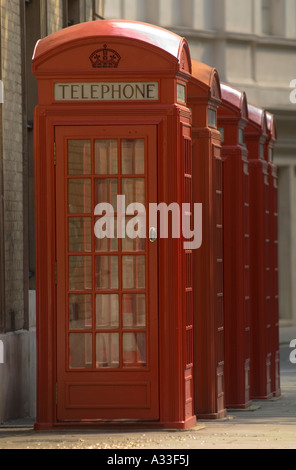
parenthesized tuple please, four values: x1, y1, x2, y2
(33, 19, 191, 74)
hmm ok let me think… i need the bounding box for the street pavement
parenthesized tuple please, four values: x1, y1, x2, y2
(0, 327, 296, 451)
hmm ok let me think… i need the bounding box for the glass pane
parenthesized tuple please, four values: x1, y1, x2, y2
(208, 109, 216, 128)
(122, 178, 145, 207)
(122, 294, 146, 328)
(123, 332, 146, 367)
(95, 140, 118, 174)
(121, 139, 144, 174)
(69, 256, 92, 291)
(95, 178, 118, 208)
(96, 294, 119, 328)
(95, 256, 118, 290)
(68, 217, 91, 252)
(95, 216, 118, 252)
(68, 179, 91, 214)
(122, 216, 146, 252)
(68, 140, 91, 175)
(96, 333, 119, 368)
(69, 294, 92, 330)
(69, 333, 92, 368)
(122, 255, 145, 290)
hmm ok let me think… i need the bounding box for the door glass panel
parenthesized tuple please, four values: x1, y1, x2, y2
(96, 294, 119, 328)
(122, 178, 145, 206)
(95, 216, 118, 252)
(69, 294, 92, 329)
(123, 332, 146, 367)
(68, 140, 91, 175)
(96, 333, 119, 368)
(95, 178, 118, 208)
(122, 255, 145, 290)
(95, 256, 118, 290)
(68, 217, 91, 252)
(122, 294, 146, 328)
(121, 139, 144, 174)
(95, 140, 118, 174)
(64, 133, 152, 373)
(68, 179, 91, 214)
(69, 333, 92, 368)
(69, 256, 92, 291)
(122, 216, 146, 252)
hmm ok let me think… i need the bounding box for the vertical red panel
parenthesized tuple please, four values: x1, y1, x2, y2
(183, 128, 194, 421)
(265, 113, 281, 398)
(217, 85, 251, 408)
(245, 105, 273, 400)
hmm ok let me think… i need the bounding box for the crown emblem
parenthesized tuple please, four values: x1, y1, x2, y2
(89, 44, 121, 68)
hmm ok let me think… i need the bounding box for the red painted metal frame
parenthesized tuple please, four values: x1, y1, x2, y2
(265, 112, 281, 398)
(217, 84, 252, 409)
(245, 104, 273, 400)
(33, 20, 196, 429)
(188, 60, 226, 419)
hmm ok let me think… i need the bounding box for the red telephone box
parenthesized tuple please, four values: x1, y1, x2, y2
(245, 104, 273, 400)
(217, 84, 252, 409)
(188, 60, 226, 419)
(32, 20, 196, 429)
(265, 112, 281, 398)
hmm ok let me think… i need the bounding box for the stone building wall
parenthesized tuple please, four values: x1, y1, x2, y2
(0, 0, 105, 423)
(104, 0, 296, 326)
(1, 0, 24, 332)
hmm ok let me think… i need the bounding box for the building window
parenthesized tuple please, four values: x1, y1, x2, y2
(262, 0, 286, 36)
(67, 0, 80, 26)
(262, 0, 272, 35)
(208, 109, 217, 128)
(238, 128, 245, 145)
(218, 127, 224, 143)
(64, 0, 104, 27)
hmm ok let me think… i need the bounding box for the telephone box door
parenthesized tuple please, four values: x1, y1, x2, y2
(55, 125, 159, 421)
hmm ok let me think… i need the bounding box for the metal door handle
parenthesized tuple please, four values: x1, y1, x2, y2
(149, 227, 157, 243)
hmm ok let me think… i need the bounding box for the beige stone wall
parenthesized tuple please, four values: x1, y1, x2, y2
(0, 0, 108, 423)
(104, 0, 296, 325)
(1, 0, 24, 331)
(47, 0, 64, 34)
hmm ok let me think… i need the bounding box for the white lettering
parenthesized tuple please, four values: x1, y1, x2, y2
(0, 80, 3, 103)
(182, 203, 203, 250)
(149, 202, 181, 239)
(93, 199, 203, 250)
(289, 79, 296, 104)
(94, 203, 115, 239)
(126, 202, 146, 239)
(0, 340, 4, 364)
(107, 455, 142, 467)
(289, 339, 296, 364)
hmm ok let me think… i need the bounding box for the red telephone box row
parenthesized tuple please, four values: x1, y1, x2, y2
(32, 19, 280, 429)
(188, 60, 225, 419)
(215, 92, 280, 409)
(244, 104, 273, 400)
